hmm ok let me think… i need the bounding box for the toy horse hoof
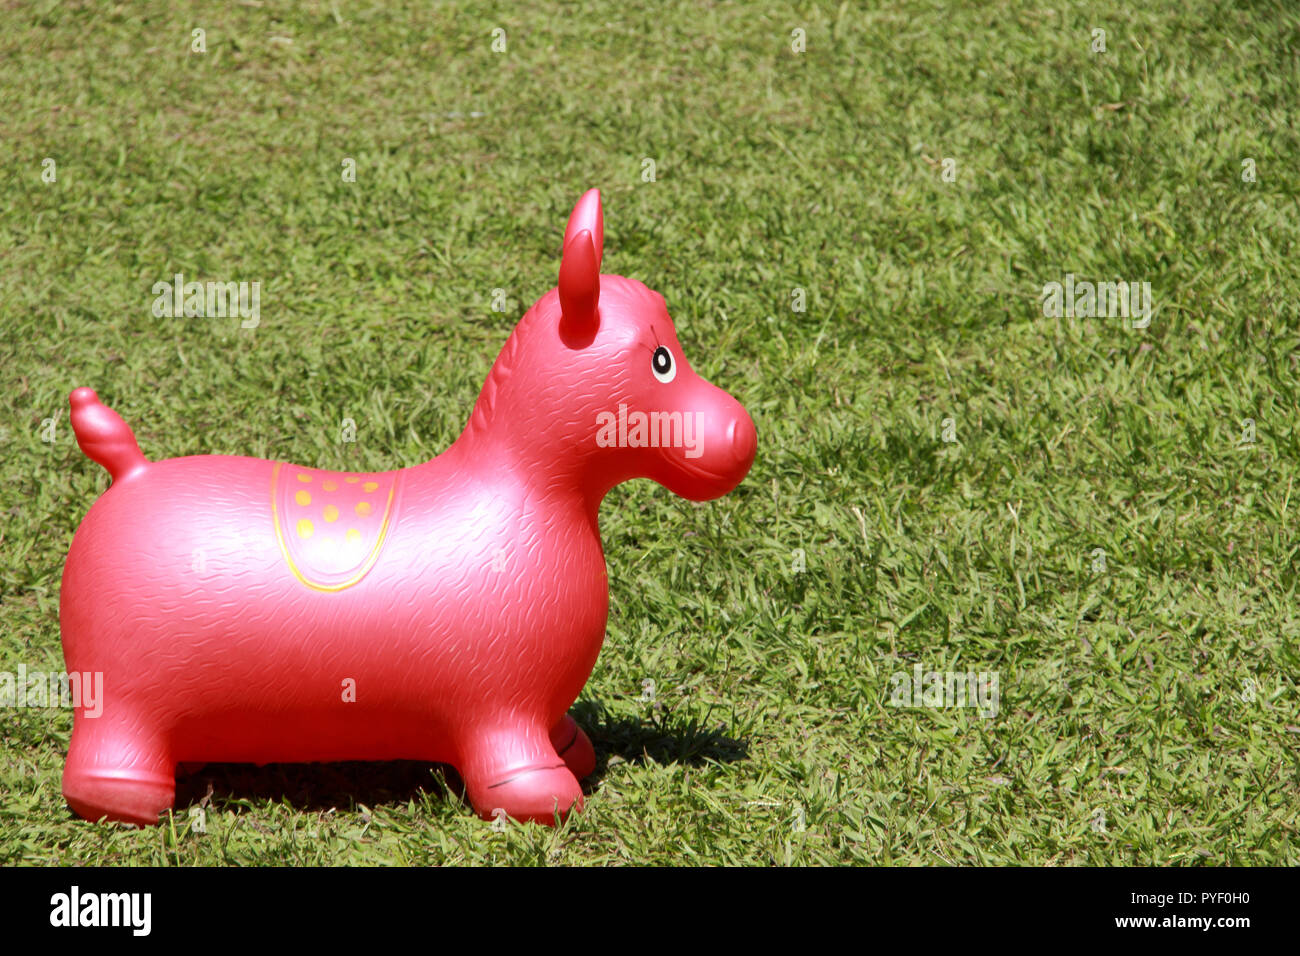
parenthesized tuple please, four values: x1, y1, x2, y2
(477, 765, 584, 824)
(63, 769, 175, 827)
(552, 715, 596, 780)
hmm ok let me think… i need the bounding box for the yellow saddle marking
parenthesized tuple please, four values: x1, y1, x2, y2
(270, 461, 401, 592)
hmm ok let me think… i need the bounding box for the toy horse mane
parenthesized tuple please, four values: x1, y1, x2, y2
(467, 325, 522, 437)
(464, 274, 666, 442)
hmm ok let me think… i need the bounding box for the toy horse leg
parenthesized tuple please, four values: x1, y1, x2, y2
(62, 713, 175, 826)
(458, 722, 584, 824)
(550, 714, 596, 780)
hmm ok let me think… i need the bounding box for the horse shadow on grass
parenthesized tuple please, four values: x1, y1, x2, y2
(172, 703, 749, 818)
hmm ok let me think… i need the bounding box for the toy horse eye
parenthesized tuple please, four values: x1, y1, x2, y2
(651, 346, 675, 383)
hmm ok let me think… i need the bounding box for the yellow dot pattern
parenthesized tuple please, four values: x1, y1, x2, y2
(291, 477, 381, 526)
(274, 463, 396, 589)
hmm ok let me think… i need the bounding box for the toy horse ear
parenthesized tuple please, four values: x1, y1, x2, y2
(564, 188, 604, 264)
(559, 189, 603, 344)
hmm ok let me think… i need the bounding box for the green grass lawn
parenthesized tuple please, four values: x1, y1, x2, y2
(1, 0, 1297, 865)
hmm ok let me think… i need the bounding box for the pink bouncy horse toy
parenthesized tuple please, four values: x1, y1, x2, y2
(59, 190, 756, 825)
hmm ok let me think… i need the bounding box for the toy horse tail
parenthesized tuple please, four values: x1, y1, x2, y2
(69, 387, 149, 483)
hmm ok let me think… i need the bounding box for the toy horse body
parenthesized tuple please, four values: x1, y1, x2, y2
(59, 190, 756, 825)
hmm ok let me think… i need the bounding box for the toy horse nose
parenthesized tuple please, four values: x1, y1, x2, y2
(727, 411, 757, 473)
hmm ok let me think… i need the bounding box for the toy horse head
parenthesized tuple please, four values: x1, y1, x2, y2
(461, 189, 757, 506)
